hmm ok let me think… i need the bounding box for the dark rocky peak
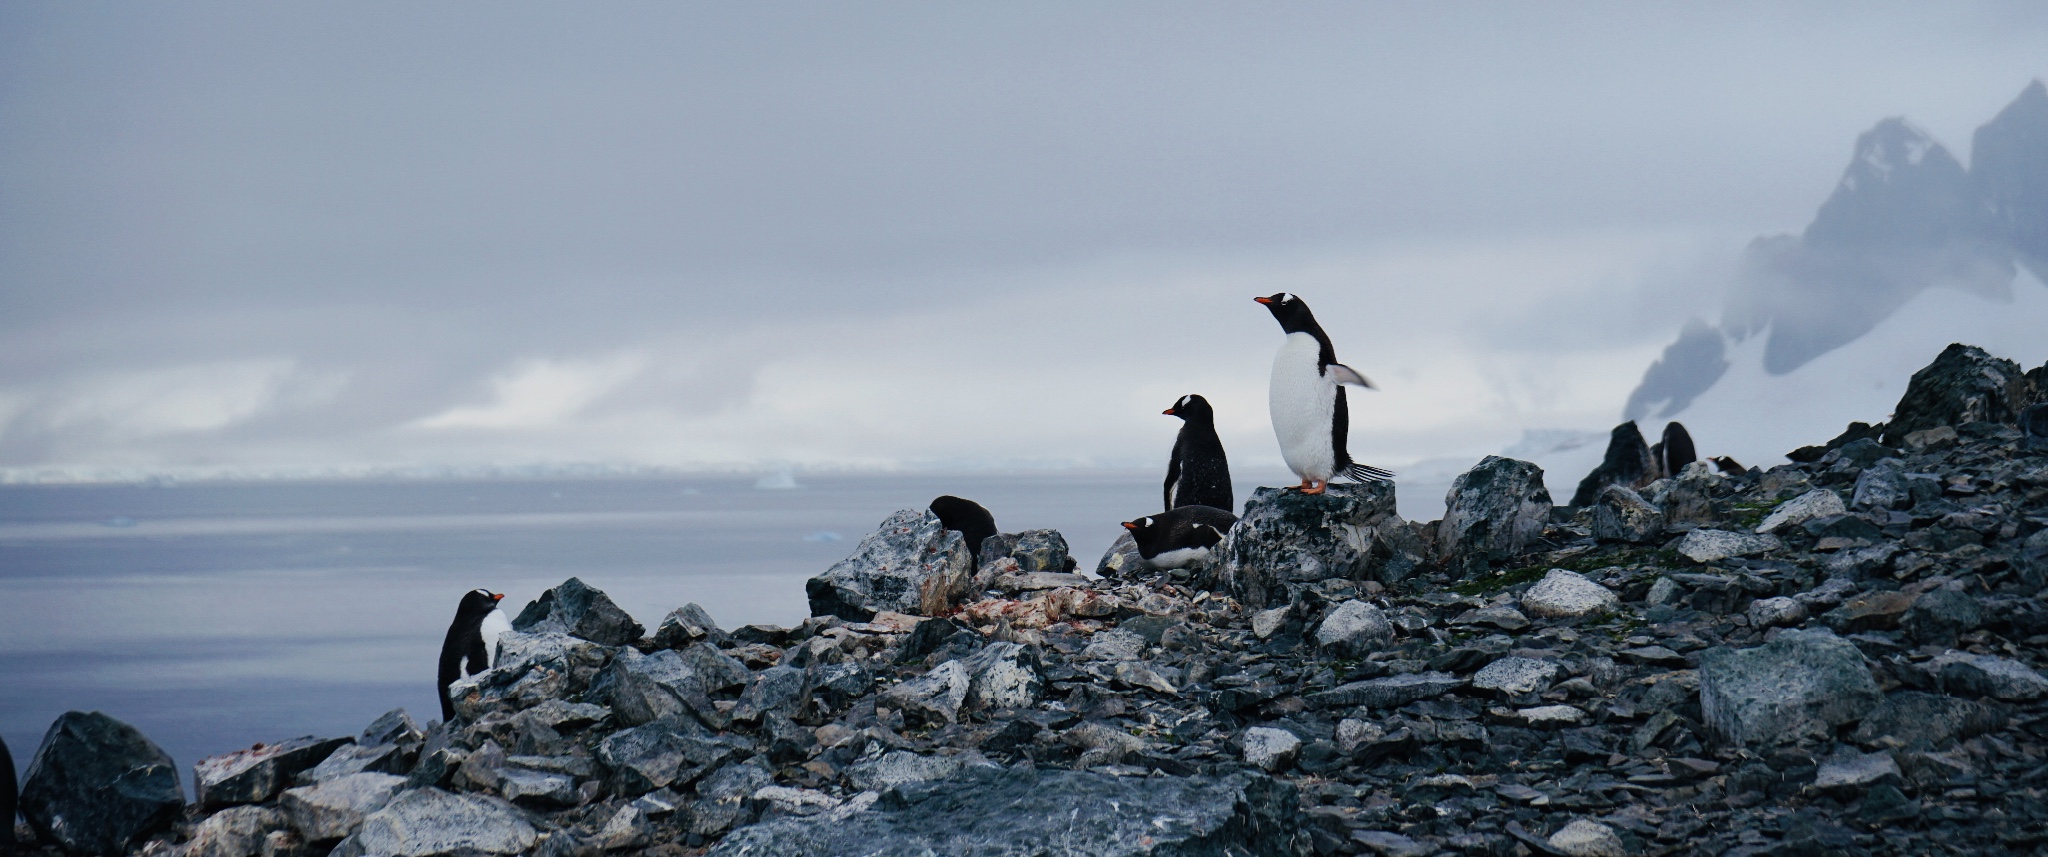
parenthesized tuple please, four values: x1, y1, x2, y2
(1805, 118, 1976, 249)
(1971, 79, 2048, 275)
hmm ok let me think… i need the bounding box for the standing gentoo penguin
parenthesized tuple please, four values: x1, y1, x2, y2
(1254, 293, 1393, 494)
(1162, 394, 1233, 513)
(928, 495, 997, 560)
(1123, 505, 1239, 569)
(438, 588, 505, 722)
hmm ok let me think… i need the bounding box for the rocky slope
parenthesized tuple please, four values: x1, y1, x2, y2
(9, 345, 2048, 856)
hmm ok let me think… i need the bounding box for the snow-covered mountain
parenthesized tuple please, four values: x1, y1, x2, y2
(1624, 81, 2048, 463)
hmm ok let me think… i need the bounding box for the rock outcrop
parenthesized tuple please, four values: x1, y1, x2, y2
(806, 509, 973, 621)
(18, 712, 184, 856)
(1437, 455, 1552, 573)
(1221, 482, 1421, 607)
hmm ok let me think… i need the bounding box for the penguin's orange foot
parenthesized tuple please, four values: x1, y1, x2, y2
(1300, 480, 1328, 495)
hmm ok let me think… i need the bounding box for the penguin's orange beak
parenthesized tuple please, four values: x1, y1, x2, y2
(491, 592, 505, 603)
(1122, 521, 1139, 530)
(1162, 407, 1176, 415)
(1253, 296, 1272, 304)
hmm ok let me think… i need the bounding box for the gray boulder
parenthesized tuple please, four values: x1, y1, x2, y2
(1591, 484, 1663, 543)
(280, 772, 406, 843)
(1307, 672, 1466, 709)
(358, 710, 422, 748)
(332, 788, 537, 857)
(1850, 691, 2003, 750)
(807, 509, 974, 621)
(732, 666, 812, 723)
(1241, 727, 1301, 773)
(1698, 629, 1882, 745)
(1675, 529, 1780, 564)
(1313, 600, 1394, 657)
(301, 743, 416, 785)
(510, 577, 644, 646)
(1852, 460, 1908, 510)
(19, 710, 185, 857)
(1472, 657, 1561, 696)
(1756, 489, 1846, 534)
(1521, 570, 1618, 619)
(1438, 456, 1552, 571)
(596, 718, 746, 796)
(194, 735, 352, 809)
(708, 767, 1298, 857)
(1223, 482, 1422, 608)
(959, 642, 1044, 710)
(185, 805, 291, 857)
(1094, 531, 1150, 580)
(451, 631, 612, 721)
(653, 603, 727, 648)
(1881, 343, 2036, 445)
(1928, 651, 2048, 700)
(844, 751, 988, 793)
(979, 529, 1072, 573)
(881, 660, 971, 726)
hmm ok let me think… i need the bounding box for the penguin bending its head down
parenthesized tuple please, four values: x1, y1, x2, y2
(1254, 293, 1393, 494)
(439, 588, 505, 722)
(928, 495, 997, 560)
(1657, 421, 1697, 478)
(1123, 505, 1238, 569)
(1163, 394, 1234, 513)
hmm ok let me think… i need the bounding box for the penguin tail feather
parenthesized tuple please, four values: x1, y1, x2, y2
(1344, 463, 1396, 483)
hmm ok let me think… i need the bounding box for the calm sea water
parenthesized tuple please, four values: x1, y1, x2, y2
(0, 471, 1194, 789)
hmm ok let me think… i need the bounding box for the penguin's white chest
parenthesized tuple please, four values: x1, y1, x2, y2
(480, 610, 512, 666)
(1269, 333, 1337, 481)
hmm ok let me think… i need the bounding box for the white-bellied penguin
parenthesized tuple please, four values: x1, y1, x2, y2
(929, 495, 997, 561)
(1163, 394, 1234, 513)
(1254, 293, 1393, 493)
(1123, 505, 1238, 569)
(439, 588, 506, 722)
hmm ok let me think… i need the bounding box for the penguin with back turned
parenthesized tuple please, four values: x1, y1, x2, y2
(1162, 394, 1233, 512)
(1123, 505, 1239, 569)
(928, 495, 997, 560)
(1254, 293, 1393, 494)
(439, 588, 506, 722)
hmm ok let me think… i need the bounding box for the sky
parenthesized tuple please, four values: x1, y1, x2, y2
(3, 2, 2046, 482)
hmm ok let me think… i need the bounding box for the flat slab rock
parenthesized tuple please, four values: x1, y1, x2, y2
(333, 788, 537, 857)
(1675, 529, 1781, 563)
(1307, 672, 1466, 710)
(1698, 629, 1881, 745)
(707, 767, 1299, 857)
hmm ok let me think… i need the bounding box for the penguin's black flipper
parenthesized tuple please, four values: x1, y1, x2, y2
(464, 635, 490, 677)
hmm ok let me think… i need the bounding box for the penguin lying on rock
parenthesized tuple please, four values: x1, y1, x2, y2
(438, 589, 506, 722)
(1163, 394, 1233, 513)
(1123, 505, 1238, 569)
(1255, 293, 1393, 494)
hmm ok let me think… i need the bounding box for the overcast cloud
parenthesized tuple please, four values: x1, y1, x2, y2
(3, 3, 2045, 479)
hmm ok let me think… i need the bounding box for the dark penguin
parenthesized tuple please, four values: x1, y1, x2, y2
(1255, 293, 1393, 494)
(439, 588, 505, 722)
(2, 734, 14, 857)
(1123, 505, 1239, 569)
(1710, 455, 1747, 475)
(929, 495, 997, 559)
(1656, 421, 1698, 478)
(1162, 394, 1233, 513)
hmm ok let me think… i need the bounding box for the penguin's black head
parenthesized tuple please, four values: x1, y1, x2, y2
(457, 589, 504, 620)
(1253, 292, 1318, 334)
(1122, 516, 1155, 535)
(1162, 394, 1213, 422)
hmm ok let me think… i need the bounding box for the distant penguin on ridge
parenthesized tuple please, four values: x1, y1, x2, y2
(929, 496, 997, 560)
(439, 588, 505, 722)
(1254, 293, 1393, 494)
(1162, 394, 1233, 513)
(1123, 505, 1238, 569)
(1658, 421, 1697, 478)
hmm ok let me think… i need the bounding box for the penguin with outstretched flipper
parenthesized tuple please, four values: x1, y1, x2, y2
(1123, 505, 1239, 569)
(928, 495, 997, 560)
(1162, 394, 1234, 513)
(1254, 293, 1393, 494)
(439, 589, 506, 722)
